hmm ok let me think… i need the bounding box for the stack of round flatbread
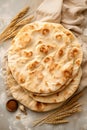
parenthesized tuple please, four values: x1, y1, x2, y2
(4, 22, 83, 112)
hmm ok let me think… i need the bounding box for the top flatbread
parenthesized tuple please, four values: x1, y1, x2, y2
(8, 22, 83, 95)
(4, 56, 63, 112)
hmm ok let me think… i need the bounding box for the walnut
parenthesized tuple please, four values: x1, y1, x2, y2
(19, 105, 27, 114)
(19, 105, 25, 112)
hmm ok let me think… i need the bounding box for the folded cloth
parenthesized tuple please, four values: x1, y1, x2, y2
(61, 0, 87, 35)
(35, 0, 63, 22)
(35, 0, 87, 90)
(35, 0, 87, 35)
(78, 35, 87, 90)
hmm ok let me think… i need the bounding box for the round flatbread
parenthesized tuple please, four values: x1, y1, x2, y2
(8, 22, 83, 95)
(4, 56, 63, 112)
(29, 69, 82, 103)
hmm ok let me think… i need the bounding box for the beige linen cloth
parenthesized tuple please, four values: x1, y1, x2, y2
(35, 0, 87, 91)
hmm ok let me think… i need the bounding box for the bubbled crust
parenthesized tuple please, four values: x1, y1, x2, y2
(8, 22, 83, 95)
(29, 68, 82, 103)
(4, 57, 63, 112)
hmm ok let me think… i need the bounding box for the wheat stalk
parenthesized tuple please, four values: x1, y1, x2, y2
(2, 28, 21, 41)
(1, 6, 29, 33)
(33, 89, 84, 127)
(45, 119, 69, 125)
(15, 15, 34, 27)
(33, 103, 81, 126)
(34, 89, 83, 126)
(34, 102, 81, 126)
(0, 15, 34, 42)
(0, 6, 30, 42)
(47, 108, 81, 121)
(46, 102, 81, 120)
(10, 6, 29, 23)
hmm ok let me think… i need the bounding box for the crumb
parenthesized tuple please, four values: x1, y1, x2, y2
(16, 115, 21, 120)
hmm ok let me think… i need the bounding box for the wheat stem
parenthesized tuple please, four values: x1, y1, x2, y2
(15, 15, 34, 27)
(33, 102, 80, 126)
(0, 6, 30, 42)
(38, 104, 81, 126)
(45, 119, 69, 125)
(33, 90, 83, 127)
(2, 28, 21, 41)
